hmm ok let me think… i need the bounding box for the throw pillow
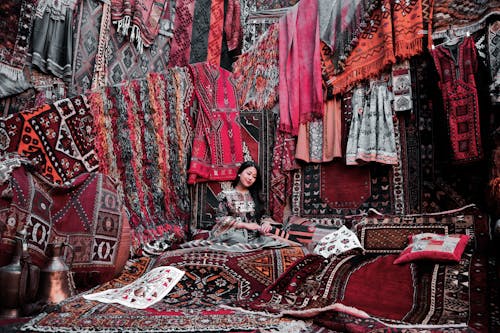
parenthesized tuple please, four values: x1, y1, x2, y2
(313, 225, 364, 258)
(393, 233, 470, 264)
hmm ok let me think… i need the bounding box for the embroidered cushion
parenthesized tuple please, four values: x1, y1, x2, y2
(393, 233, 470, 265)
(313, 225, 364, 258)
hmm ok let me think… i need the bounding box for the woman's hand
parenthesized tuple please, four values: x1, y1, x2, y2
(237, 222, 261, 231)
(259, 222, 273, 234)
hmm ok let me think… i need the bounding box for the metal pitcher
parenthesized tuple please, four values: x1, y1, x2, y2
(37, 243, 76, 305)
(0, 229, 40, 318)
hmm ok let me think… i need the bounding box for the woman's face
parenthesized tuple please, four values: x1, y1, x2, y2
(238, 166, 258, 188)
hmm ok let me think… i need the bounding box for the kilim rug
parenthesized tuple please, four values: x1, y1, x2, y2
(23, 247, 307, 332)
(71, 0, 174, 94)
(234, 248, 486, 332)
(191, 109, 274, 231)
(430, 0, 500, 39)
(0, 163, 127, 285)
(293, 162, 394, 218)
(0, 94, 99, 184)
(91, 69, 194, 253)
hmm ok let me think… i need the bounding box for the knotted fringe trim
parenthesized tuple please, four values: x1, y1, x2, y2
(130, 24, 144, 54)
(330, 52, 395, 95)
(114, 17, 145, 54)
(395, 37, 423, 60)
(0, 63, 26, 82)
(115, 15, 131, 35)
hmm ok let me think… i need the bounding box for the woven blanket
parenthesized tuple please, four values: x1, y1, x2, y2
(431, 0, 500, 39)
(1, 94, 99, 184)
(235, 247, 485, 332)
(187, 62, 244, 184)
(232, 22, 280, 111)
(24, 247, 307, 332)
(91, 69, 194, 253)
(0, 164, 127, 285)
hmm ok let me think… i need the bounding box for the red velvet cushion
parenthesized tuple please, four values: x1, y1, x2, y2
(393, 233, 470, 264)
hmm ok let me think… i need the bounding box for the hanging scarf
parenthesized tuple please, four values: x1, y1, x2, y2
(278, 0, 323, 135)
(110, 0, 170, 53)
(318, 0, 377, 75)
(328, 0, 424, 95)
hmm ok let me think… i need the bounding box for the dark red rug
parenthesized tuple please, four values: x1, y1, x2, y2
(22, 247, 307, 332)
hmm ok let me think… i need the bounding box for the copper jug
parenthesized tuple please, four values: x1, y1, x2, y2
(0, 229, 40, 318)
(37, 243, 76, 305)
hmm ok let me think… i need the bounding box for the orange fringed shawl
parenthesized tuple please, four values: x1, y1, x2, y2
(328, 0, 423, 95)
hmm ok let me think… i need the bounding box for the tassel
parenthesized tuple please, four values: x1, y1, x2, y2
(117, 15, 131, 35)
(0, 63, 25, 81)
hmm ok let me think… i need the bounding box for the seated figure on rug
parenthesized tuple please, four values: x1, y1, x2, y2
(182, 160, 295, 252)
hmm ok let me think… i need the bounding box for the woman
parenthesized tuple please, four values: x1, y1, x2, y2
(182, 161, 291, 252)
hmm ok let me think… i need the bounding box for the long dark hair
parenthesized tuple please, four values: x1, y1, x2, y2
(232, 160, 265, 220)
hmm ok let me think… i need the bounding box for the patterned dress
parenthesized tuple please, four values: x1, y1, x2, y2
(430, 36, 482, 162)
(345, 81, 397, 165)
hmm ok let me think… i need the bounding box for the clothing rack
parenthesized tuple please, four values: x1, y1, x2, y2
(431, 27, 470, 50)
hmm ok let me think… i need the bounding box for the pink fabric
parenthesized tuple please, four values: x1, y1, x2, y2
(187, 63, 244, 184)
(224, 0, 242, 51)
(295, 96, 342, 162)
(279, 0, 323, 135)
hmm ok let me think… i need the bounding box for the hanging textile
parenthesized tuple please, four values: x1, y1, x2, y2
(488, 21, 500, 105)
(1, 95, 98, 184)
(317, 0, 376, 75)
(392, 0, 424, 59)
(278, 0, 323, 136)
(328, 0, 424, 95)
(224, 0, 242, 53)
(0, 0, 35, 98)
(295, 96, 342, 163)
(232, 22, 279, 111)
(430, 36, 483, 163)
(168, 0, 196, 67)
(269, 125, 300, 223)
(31, 0, 78, 82)
(391, 60, 413, 112)
(169, 0, 241, 69)
(90, 69, 194, 253)
(345, 80, 398, 166)
(187, 62, 244, 184)
(430, 0, 500, 40)
(206, 0, 225, 66)
(110, 0, 171, 54)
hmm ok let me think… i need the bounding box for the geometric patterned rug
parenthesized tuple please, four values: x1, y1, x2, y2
(23, 247, 308, 332)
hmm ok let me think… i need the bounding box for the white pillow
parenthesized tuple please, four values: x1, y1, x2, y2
(313, 225, 364, 258)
